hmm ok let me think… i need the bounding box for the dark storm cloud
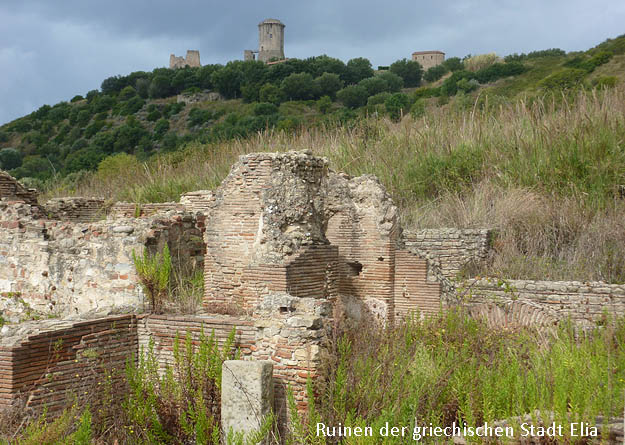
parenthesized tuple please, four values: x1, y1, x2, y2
(1, 0, 624, 124)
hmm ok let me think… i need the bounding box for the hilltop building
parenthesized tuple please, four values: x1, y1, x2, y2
(170, 50, 201, 69)
(244, 18, 286, 63)
(412, 50, 445, 70)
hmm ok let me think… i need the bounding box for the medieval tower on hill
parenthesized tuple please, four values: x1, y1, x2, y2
(244, 18, 285, 63)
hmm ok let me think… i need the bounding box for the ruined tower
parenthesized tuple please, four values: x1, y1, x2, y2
(170, 50, 201, 69)
(257, 18, 285, 63)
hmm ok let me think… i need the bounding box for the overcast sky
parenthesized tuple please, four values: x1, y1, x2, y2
(1, 0, 624, 125)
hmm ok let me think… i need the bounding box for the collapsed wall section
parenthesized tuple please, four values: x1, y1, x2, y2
(0, 171, 38, 206)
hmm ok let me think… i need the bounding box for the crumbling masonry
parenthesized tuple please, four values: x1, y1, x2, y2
(2, 151, 625, 425)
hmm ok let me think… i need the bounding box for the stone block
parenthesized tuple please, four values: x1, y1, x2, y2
(222, 360, 274, 439)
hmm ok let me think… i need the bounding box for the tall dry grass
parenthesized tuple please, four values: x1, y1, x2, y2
(45, 88, 625, 281)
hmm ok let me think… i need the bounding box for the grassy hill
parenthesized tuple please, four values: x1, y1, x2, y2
(1, 34, 624, 283)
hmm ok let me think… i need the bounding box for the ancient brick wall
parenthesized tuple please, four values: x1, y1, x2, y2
(0, 201, 203, 316)
(325, 173, 400, 321)
(140, 299, 330, 419)
(0, 314, 137, 415)
(393, 249, 443, 318)
(203, 152, 338, 313)
(461, 278, 625, 328)
(180, 190, 213, 214)
(0, 171, 38, 205)
(43, 197, 107, 222)
(403, 228, 492, 279)
(108, 202, 184, 219)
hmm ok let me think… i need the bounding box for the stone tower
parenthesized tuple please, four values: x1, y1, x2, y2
(257, 18, 285, 63)
(170, 50, 201, 69)
(411, 51, 445, 71)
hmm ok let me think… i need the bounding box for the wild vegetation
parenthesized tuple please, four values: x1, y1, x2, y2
(33, 86, 625, 283)
(2, 310, 624, 444)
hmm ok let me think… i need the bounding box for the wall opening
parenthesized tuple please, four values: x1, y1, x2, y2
(346, 261, 363, 277)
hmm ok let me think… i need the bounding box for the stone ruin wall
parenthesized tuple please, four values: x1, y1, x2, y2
(0, 314, 137, 415)
(403, 228, 493, 280)
(43, 197, 108, 222)
(0, 171, 38, 206)
(462, 278, 625, 329)
(0, 199, 204, 318)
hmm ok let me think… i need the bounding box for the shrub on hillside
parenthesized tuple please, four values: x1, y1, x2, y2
(424, 64, 448, 82)
(153, 118, 170, 139)
(253, 102, 279, 116)
(390, 58, 423, 87)
(336, 85, 369, 109)
(259, 83, 286, 105)
(385, 92, 411, 121)
(119, 86, 137, 101)
(442, 57, 464, 72)
(119, 96, 145, 116)
(473, 62, 526, 83)
(281, 72, 316, 101)
(345, 57, 374, 84)
(367, 92, 391, 106)
(358, 76, 389, 97)
(540, 68, 586, 90)
(316, 95, 333, 114)
(187, 108, 214, 128)
(315, 72, 344, 99)
(593, 76, 618, 89)
(410, 99, 426, 118)
(0, 148, 22, 170)
(465, 53, 501, 72)
(377, 71, 404, 92)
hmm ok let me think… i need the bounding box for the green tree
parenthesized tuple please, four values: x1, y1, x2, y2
(442, 57, 464, 72)
(0, 148, 22, 170)
(390, 58, 423, 87)
(377, 71, 404, 92)
(424, 65, 448, 82)
(358, 76, 389, 96)
(316, 95, 333, 114)
(241, 83, 263, 103)
(315, 72, 344, 99)
(211, 63, 244, 99)
(336, 85, 369, 109)
(281, 72, 316, 100)
(385, 92, 411, 121)
(253, 102, 279, 116)
(148, 75, 172, 99)
(119, 85, 137, 100)
(153, 118, 170, 139)
(197, 64, 222, 89)
(308, 55, 347, 78)
(259, 83, 286, 105)
(345, 57, 374, 84)
(135, 78, 150, 98)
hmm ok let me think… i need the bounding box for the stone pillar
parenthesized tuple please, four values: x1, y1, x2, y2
(222, 360, 274, 439)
